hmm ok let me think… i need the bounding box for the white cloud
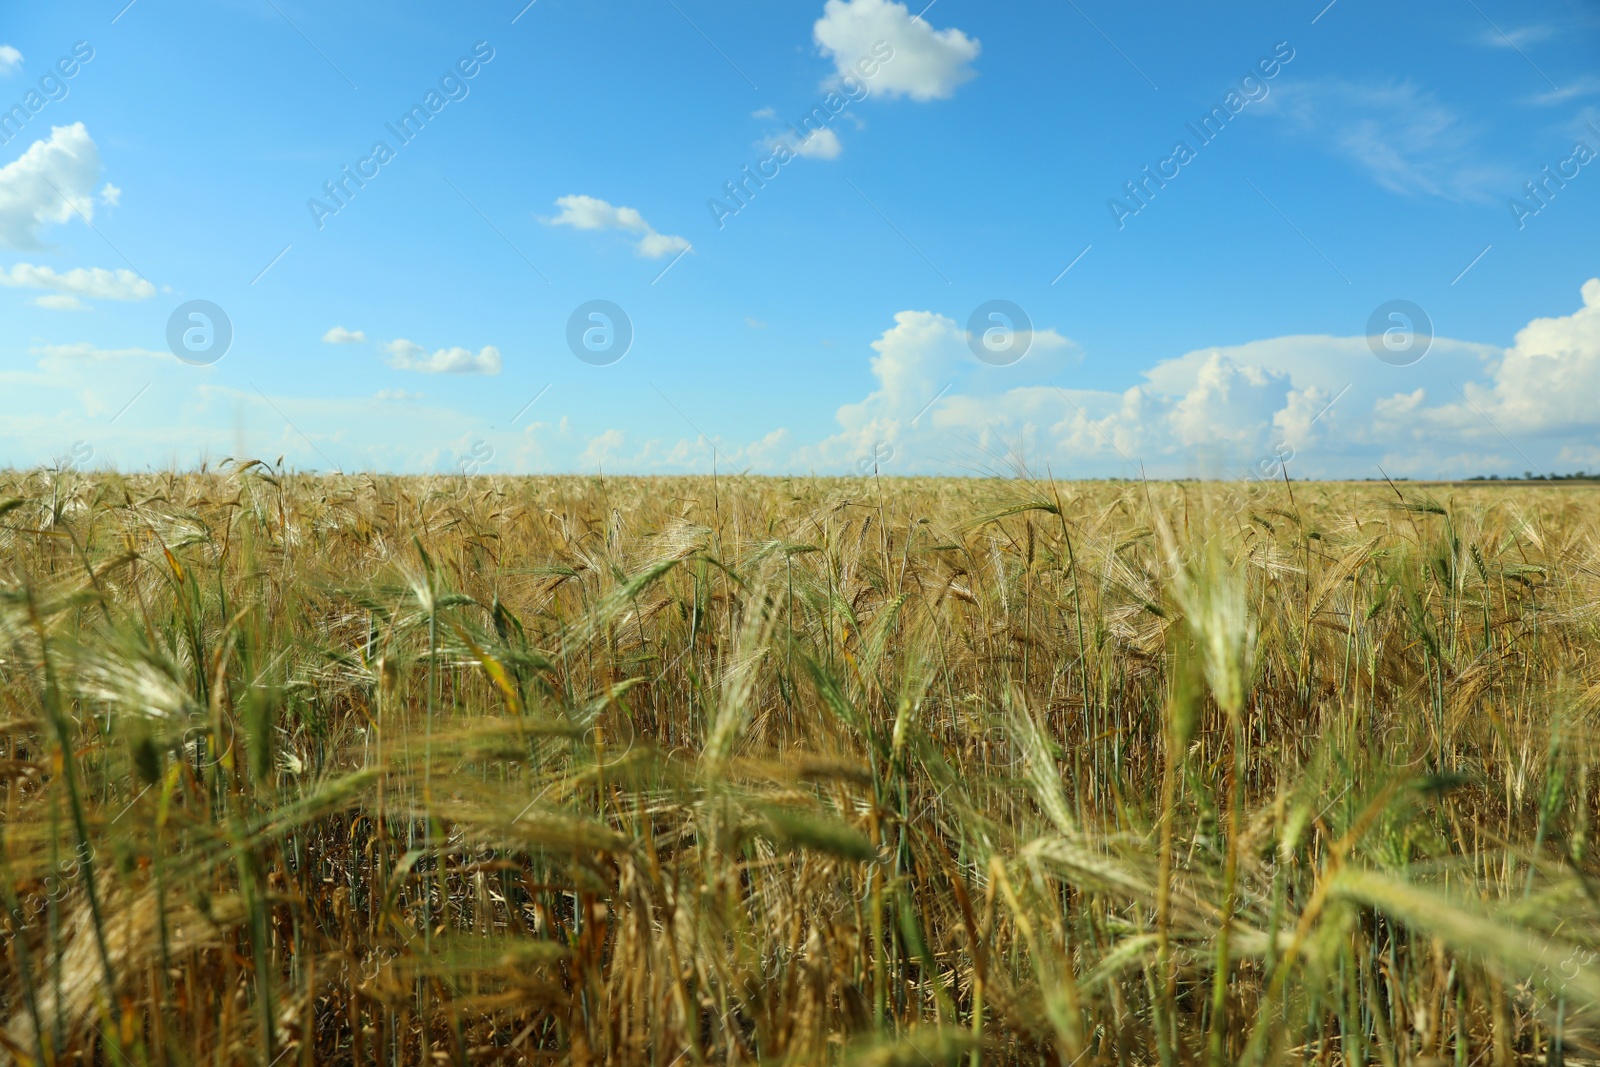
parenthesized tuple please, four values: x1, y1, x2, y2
(0, 263, 155, 303)
(833, 312, 1082, 424)
(322, 326, 367, 344)
(580, 428, 628, 469)
(745, 317, 767, 329)
(964, 326, 1078, 389)
(35, 294, 85, 310)
(384, 338, 502, 375)
(1446, 277, 1600, 436)
(0, 123, 102, 249)
(1025, 328, 1071, 350)
(814, 0, 979, 101)
(751, 106, 777, 119)
(546, 195, 648, 232)
(788, 127, 842, 159)
(1374, 388, 1426, 419)
(0, 46, 20, 75)
(1137, 333, 1493, 402)
(1480, 24, 1555, 49)
(31, 342, 168, 361)
(7, 283, 1598, 480)
(543, 194, 690, 259)
(566, 424, 793, 474)
(637, 230, 691, 258)
(98, 183, 121, 206)
(1524, 76, 1600, 106)
(797, 311, 1077, 473)
(961, 280, 1595, 477)
(793, 298, 1544, 477)
(1264, 81, 1509, 202)
(1169, 356, 1290, 447)
(761, 123, 846, 163)
(865, 310, 966, 410)
(1556, 444, 1600, 470)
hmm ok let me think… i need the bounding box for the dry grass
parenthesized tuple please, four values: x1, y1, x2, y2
(3, 464, 1600, 1065)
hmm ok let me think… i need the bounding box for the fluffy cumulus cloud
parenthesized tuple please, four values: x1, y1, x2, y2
(814, 0, 979, 101)
(0, 123, 102, 249)
(8, 280, 1600, 479)
(384, 339, 502, 375)
(1449, 278, 1600, 436)
(864, 310, 966, 411)
(787, 283, 1600, 478)
(1167, 356, 1290, 447)
(544, 194, 690, 259)
(322, 326, 366, 344)
(806, 311, 1077, 471)
(0, 46, 20, 75)
(784, 126, 842, 160)
(0, 263, 155, 309)
(853, 310, 1075, 410)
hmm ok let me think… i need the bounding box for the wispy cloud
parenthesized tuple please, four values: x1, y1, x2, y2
(31, 342, 169, 361)
(1478, 24, 1556, 49)
(1263, 79, 1510, 202)
(1527, 75, 1600, 106)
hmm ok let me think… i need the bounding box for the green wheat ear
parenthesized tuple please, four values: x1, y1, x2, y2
(0, 470, 1591, 1065)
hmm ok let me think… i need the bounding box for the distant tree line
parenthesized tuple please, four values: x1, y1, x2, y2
(1467, 471, 1596, 481)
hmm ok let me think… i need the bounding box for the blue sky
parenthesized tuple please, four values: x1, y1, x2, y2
(2, 0, 1597, 479)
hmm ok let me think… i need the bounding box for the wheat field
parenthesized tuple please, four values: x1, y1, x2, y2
(2, 465, 1598, 1066)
